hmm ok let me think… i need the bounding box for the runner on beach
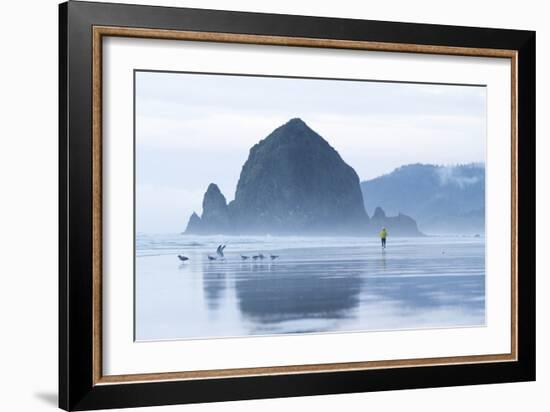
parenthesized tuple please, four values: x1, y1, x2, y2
(379, 227, 387, 249)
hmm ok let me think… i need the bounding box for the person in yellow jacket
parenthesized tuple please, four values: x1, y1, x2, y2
(379, 227, 388, 249)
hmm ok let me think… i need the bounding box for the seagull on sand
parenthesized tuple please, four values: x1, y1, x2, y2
(240, 255, 250, 260)
(207, 255, 217, 261)
(177, 255, 189, 262)
(270, 255, 279, 260)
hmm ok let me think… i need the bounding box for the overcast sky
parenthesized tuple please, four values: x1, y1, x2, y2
(135, 71, 486, 233)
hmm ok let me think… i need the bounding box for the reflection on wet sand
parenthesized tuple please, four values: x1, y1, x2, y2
(234, 261, 363, 328)
(135, 237, 486, 340)
(202, 264, 227, 310)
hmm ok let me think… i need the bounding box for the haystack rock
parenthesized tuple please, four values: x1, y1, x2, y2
(229, 118, 369, 234)
(186, 118, 370, 235)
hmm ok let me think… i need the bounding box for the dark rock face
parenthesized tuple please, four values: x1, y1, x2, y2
(201, 183, 229, 226)
(228, 118, 369, 234)
(185, 184, 229, 234)
(184, 212, 202, 233)
(369, 207, 422, 236)
(372, 206, 386, 220)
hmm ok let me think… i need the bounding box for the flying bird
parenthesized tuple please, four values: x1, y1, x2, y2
(177, 255, 189, 262)
(216, 244, 226, 258)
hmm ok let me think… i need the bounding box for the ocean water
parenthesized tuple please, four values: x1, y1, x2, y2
(135, 234, 485, 341)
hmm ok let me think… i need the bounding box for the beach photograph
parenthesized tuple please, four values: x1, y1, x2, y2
(134, 71, 486, 341)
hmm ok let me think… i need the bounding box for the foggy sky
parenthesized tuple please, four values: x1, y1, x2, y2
(135, 71, 486, 233)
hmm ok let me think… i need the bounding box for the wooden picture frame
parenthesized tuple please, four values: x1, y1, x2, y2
(59, 1, 535, 410)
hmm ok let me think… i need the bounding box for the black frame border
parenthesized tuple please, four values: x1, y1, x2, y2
(59, 1, 535, 410)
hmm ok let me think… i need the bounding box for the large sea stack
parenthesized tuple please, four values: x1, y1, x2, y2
(185, 118, 370, 235)
(229, 118, 369, 234)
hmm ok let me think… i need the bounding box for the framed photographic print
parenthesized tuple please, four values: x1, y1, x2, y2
(59, 1, 535, 410)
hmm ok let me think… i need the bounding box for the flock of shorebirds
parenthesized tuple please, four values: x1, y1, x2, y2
(177, 244, 279, 263)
